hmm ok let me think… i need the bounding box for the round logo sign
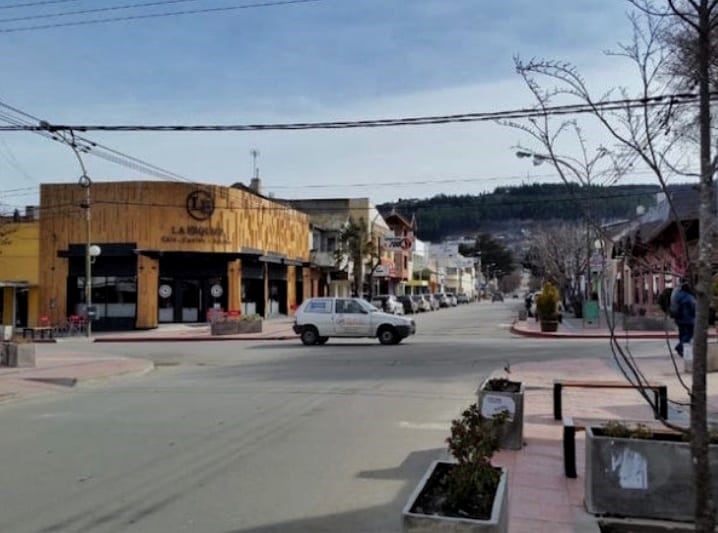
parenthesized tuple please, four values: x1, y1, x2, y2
(186, 190, 215, 221)
(210, 284, 223, 298)
(158, 284, 173, 298)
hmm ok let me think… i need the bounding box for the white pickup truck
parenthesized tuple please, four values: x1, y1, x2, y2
(293, 297, 416, 345)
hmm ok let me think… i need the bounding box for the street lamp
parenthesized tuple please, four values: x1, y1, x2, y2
(516, 148, 597, 300)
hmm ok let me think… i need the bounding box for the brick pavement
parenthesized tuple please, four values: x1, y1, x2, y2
(0, 344, 153, 405)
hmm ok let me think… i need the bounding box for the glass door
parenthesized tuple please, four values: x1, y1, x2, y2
(180, 279, 201, 322)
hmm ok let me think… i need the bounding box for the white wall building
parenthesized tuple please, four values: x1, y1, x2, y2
(429, 241, 477, 298)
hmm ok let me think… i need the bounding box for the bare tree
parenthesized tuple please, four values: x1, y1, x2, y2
(507, 1, 718, 528)
(528, 223, 590, 312)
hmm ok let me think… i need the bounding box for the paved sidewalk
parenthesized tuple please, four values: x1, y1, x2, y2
(496, 352, 713, 532)
(512, 316, 685, 339)
(0, 344, 153, 405)
(92, 317, 297, 343)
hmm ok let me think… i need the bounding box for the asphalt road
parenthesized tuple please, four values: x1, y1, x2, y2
(0, 301, 663, 533)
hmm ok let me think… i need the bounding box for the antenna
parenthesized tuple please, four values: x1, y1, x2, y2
(250, 149, 260, 179)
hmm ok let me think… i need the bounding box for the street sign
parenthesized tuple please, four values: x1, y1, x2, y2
(384, 236, 413, 251)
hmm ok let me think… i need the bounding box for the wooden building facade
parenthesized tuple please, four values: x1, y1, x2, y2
(39, 181, 311, 330)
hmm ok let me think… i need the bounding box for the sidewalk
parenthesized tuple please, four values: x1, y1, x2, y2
(497, 351, 713, 532)
(92, 317, 298, 343)
(512, 315, 683, 339)
(0, 344, 153, 405)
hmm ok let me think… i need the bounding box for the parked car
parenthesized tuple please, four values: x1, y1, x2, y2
(293, 297, 416, 345)
(457, 293, 470, 304)
(435, 292, 450, 308)
(397, 295, 419, 314)
(491, 293, 504, 302)
(371, 294, 403, 315)
(426, 294, 440, 311)
(412, 294, 431, 312)
(446, 293, 458, 306)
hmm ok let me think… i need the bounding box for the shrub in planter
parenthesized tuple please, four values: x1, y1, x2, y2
(536, 282, 560, 332)
(478, 378, 524, 450)
(210, 313, 263, 336)
(402, 403, 509, 532)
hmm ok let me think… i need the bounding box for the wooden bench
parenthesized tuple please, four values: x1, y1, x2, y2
(563, 416, 685, 478)
(22, 326, 54, 340)
(553, 379, 668, 421)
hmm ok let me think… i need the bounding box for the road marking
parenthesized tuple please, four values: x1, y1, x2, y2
(399, 421, 448, 431)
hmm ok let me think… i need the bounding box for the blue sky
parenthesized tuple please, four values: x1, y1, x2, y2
(0, 0, 649, 209)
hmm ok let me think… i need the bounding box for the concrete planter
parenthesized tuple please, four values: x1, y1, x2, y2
(3, 342, 36, 368)
(478, 379, 524, 450)
(210, 319, 262, 336)
(585, 426, 718, 522)
(539, 320, 558, 332)
(402, 461, 509, 532)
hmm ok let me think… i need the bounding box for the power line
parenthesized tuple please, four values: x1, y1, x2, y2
(0, 102, 193, 183)
(0, 0, 79, 10)
(1, 91, 708, 132)
(0, 0, 202, 23)
(0, 0, 323, 33)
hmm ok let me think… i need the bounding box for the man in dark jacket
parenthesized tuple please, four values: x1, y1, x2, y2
(671, 281, 696, 357)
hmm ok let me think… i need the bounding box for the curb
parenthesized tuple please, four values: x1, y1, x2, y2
(94, 335, 298, 343)
(510, 323, 679, 340)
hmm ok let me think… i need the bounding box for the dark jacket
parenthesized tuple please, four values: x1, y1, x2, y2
(671, 288, 696, 325)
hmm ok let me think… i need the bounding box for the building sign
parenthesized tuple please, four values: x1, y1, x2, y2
(160, 225, 230, 245)
(186, 190, 214, 221)
(384, 236, 413, 251)
(373, 264, 395, 277)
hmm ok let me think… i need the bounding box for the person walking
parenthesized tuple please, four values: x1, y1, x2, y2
(670, 281, 696, 357)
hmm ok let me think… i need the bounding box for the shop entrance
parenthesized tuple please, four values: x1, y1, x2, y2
(158, 254, 229, 324)
(158, 277, 226, 323)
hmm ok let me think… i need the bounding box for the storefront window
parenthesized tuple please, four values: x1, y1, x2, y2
(74, 276, 137, 318)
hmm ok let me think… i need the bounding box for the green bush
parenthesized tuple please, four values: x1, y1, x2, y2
(445, 403, 507, 512)
(535, 282, 560, 321)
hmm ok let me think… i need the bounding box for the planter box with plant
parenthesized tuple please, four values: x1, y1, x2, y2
(536, 282, 560, 333)
(2, 336, 36, 368)
(402, 404, 509, 532)
(478, 377, 524, 450)
(585, 421, 718, 522)
(210, 314, 263, 336)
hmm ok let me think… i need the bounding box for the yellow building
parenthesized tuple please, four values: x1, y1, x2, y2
(0, 215, 40, 329)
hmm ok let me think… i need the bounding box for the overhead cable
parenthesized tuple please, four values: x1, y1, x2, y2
(0, 0, 323, 33)
(0, 91, 708, 132)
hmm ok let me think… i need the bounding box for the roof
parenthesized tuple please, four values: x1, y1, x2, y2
(384, 210, 412, 229)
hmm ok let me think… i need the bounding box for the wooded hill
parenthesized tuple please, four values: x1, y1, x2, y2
(377, 183, 659, 242)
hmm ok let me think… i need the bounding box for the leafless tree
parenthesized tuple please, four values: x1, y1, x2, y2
(507, 1, 718, 528)
(528, 223, 590, 312)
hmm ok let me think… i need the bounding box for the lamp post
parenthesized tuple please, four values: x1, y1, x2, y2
(52, 127, 97, 337)
(367, 212, 385, 300)
(516, 148, 597, 301)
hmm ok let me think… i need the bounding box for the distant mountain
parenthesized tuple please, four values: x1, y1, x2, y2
(377, 183, 660, 242)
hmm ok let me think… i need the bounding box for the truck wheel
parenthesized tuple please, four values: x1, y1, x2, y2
(317, 337, 329, 345)
(301, 327, 319, 346)
(378, 326, 398, 345)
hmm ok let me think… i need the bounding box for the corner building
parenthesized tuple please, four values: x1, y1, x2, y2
(39, 181, 310, 330)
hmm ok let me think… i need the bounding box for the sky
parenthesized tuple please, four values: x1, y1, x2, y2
(0, 0, 672, 211)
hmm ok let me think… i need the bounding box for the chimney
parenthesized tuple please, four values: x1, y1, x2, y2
(250, 177, 262, 194)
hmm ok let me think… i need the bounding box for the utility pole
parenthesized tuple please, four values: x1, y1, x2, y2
(79, 173, 92, 337)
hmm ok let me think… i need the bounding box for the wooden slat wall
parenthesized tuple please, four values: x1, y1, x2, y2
(227, 259, 242, 312)
(39, 182, 311, 326)
(40, 182, 310, 257)
(287, 265, 296, 315)
(136, 255, 158, 329)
